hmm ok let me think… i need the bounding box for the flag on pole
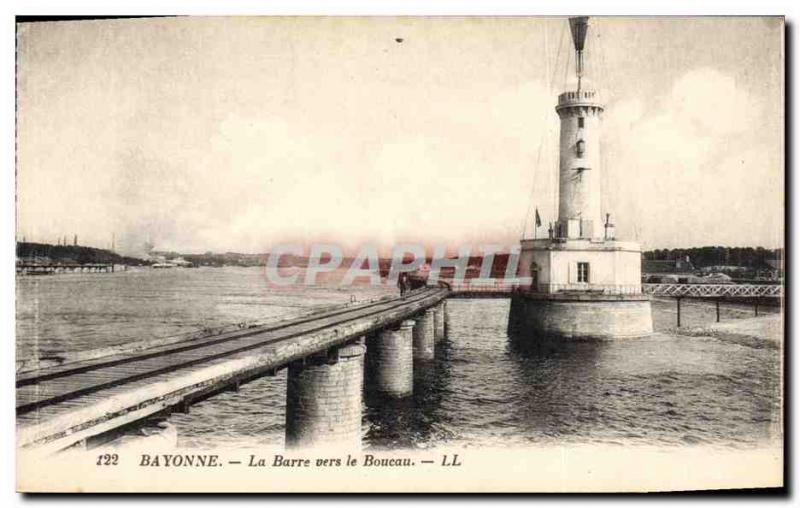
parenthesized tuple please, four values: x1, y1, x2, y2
(534, 208, 542, 228)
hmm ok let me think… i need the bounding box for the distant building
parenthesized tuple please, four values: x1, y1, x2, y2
(757, 259, 783, 280)
(641, 256, 698, 283)
(641, 256, 695, 275)
(170, 257, 194, 268)
(702, 272, 733, 283)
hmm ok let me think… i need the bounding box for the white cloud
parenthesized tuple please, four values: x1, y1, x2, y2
(16, 19, 783, 254)
(604, 68, 781, 248)
(670, 68, 755, 136)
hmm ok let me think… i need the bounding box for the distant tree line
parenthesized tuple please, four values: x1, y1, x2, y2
(643, 246, 782, 269)
(16, 242, 150, 266)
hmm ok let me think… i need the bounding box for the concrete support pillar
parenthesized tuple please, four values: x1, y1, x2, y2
(285, 342, 365, 449)
(443, 299, 452, 337)
(370, 320, 414, 397)
(433, 302, 446, 341)
(412, 310, 435, 360)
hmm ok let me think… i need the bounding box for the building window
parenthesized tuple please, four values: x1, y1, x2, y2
(578, 117, 585, 128)
(577, 262, 590, 283)
(576, 139, 585, 158)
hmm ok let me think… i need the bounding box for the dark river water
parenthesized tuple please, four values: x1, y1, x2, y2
(16, 267, 782, 449)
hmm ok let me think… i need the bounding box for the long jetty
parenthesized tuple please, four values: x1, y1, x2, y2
(16, 287, 448, 454)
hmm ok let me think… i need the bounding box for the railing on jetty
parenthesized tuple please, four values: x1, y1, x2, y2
(642, 283, 783, 298)
(16, 263, 114, 275)
(442, 280, 518, 298)
(442, 280, 784, 299)
(442, 280, 783, 328)
(445, 281, 646, 297)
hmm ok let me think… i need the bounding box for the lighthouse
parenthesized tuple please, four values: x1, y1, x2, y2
(556, 17, 603, 241)
(508, 17, 653, 340)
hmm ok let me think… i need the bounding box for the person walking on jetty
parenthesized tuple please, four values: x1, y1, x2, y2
(398, 272, 408, 298)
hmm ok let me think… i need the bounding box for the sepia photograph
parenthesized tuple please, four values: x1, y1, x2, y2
(11, 11, 785, 493)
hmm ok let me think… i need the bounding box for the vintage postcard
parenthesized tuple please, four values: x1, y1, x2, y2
(14, 15, 784, 493)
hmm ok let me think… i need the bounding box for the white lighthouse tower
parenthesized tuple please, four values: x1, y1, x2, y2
(509, 17, 653, 340)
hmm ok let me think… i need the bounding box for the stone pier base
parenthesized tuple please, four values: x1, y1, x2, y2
(433, 303, 446, 342)
(367, 320, 414, 397)
(508, 292, 653, 340)
(412, 311, 435, 360)
(444, 300, 453, 337)
(285, 343, 365, 449)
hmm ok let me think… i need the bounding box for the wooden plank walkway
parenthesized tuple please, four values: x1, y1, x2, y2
(17, 287, 447, 453)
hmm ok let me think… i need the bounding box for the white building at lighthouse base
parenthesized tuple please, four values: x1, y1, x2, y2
(508, 237, 653, 340)
(518, 237, 642, 294)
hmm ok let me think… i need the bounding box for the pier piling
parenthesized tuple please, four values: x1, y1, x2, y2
(284, 342, 366, 449)
(368, 320, 414, 398)
(433, 303, 446, 342)
(412, 310, 435, 360)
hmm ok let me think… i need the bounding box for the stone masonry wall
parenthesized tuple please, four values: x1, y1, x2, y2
(367, 320, 414, 397)
(412, 311, 435, 360)
(509, 294, 653, 339)
(284, 343, 365, 448)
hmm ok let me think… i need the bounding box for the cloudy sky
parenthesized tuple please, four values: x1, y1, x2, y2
(16, 17, 783, 255)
